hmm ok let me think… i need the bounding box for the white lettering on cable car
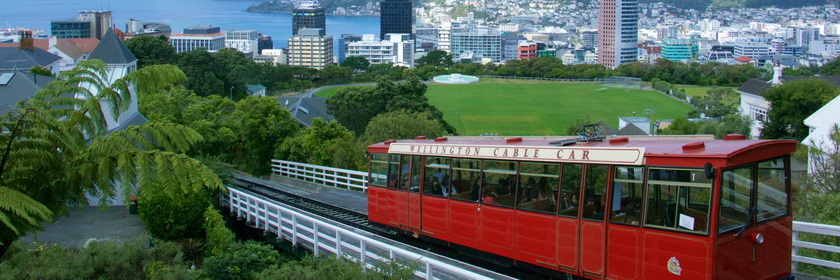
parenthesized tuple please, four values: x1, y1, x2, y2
(388, 143, 645, 165)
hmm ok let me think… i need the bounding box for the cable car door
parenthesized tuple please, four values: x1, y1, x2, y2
(579, 164, 608, 278)
(407, 156, 422, 232)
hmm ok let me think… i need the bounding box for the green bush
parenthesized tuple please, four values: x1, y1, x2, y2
(203, 241, 283, 280)
(254, 255, 416, 280)
(0, 238, 188, 280)
(146, 261, 201, 280)
(204, 206, 235, 257)
(139, 186, 214, 240)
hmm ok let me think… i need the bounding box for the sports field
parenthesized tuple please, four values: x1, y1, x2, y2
(316, 79, 694, 136)
(678, 85, 735, 98)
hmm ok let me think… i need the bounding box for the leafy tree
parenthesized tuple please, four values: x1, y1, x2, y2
(175, 49, 225, 97)
(29, 66, 53, 77)
(139, 186, 213, 240)
(276, 118, 364, 170)
(205, 206, 236, 257)
(821, 59, 840, 76)
(213, 48, 262, 100)
(416, 50, 453, 68)
(761, 79, 840, 140)
(125, 35, 176, 67)
(340, 56, 370, 73)
(317, 65, 353, 84)
(660, 118, 701, 135)
(713, 114, 752, 138)
(359, 110, 447, 145)
(203, 241, 283, 280)
(233, 96, 300, 175)
(699, 87, 739, 118)
(0, 60, 224, 254)
(326, 86, 386, 134)
(254, 255, 416, 280)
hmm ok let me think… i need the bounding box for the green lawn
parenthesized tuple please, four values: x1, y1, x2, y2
(677, 85, 734, 98)
(315, 79, 695, 136)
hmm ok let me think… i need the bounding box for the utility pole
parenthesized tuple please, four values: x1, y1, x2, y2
(229, 86, 234, 100)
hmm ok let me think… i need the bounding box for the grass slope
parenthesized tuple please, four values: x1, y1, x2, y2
(316, 79, 694, 136)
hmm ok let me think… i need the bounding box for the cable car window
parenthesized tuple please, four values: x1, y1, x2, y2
(517, 162, 560, 214)
(409, 156, 422, 193)
(450, 158, 481, 201)
(369, 153, 388, 187)
(719, 167, 754, 233)
(482, 161, 517, 207)
(756, 158, 788, 222)
(424, 157, 451, 197)
(399, 156, 411, 191)
(558, 164, 583, 217)
(387, 154, 401, 190)
(645, 168, 711, 234)
(610, 166, 644, 226)
(582, 165, 609, 221)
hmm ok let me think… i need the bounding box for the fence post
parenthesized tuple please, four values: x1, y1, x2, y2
(792, 230, 799, 272)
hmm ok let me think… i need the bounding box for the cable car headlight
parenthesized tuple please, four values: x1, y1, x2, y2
(751, 233, 764, 244)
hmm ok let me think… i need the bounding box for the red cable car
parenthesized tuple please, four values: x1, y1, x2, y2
(366, 135, 796, 280)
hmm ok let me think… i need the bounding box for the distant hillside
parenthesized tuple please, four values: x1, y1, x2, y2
(639, 0, 831, 10)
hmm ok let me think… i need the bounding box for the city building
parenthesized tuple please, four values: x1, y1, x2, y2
(518, 41, 537, 60)
(287, 28, 332, 69)
(380, 0, 413, 40)
(791, 26, 820, 47)
(125, 19, 172, 37)
(254, 49, 286, 64)
(581, 30, 598, 48)
(169, 26, 226, 53)
(346, 33, 414, 67)
(258, 34, 274, 54)
(292, 1, 326, 36)
(734, 39, 771, 58)
(0, 71, 55, 115)
(338, 34, 362, 63)
(598, 0, 640, 68)
(51, 19, 91, 39)
(661, 38, 699, 62)
(225, 30, 259, 57)
(415, 26, 439, 46)
(78, 10, 113, 40)
(438, 22, 465, 53)
(451, 26, 502, 63)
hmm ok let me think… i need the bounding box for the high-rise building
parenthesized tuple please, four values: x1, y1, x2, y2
(661, 38, 699, 62)
(338, 34, 362, 63)
(78, 10, 112, 40)
(125, 18, 172, 38)
(169, 26, 226, 53)
(51, 19, 92, 39)
(380, 0, 413, 40)
(518, 41, 537, 60)
(598, 0, 639, 68)
(258, 34, 274, 54)
(437, 22, 464, 53)
(794, 26, 820, 47)
(581, 30, 598, 48)
(734, 39, 771, 58)
(287, 28, 333, 69)
(451, 26, 502, 63)
(292, 1, 326, 36)
(225, 30, 259, 57)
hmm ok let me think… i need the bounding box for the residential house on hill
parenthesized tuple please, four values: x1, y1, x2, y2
(0, 35, 61, 76)
(277, 95, 334, 127)
(0, 71, 55, 114)
(802, 94, 840, 173)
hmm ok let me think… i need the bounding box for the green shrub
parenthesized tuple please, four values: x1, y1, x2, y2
(146, 261, 200, 280)
(204, 206, 235, 257)
(0, 238, 187, 280)
(139, 186, 214, 240)
(203, 241, 282, 280)
(254, 255, 416, 280)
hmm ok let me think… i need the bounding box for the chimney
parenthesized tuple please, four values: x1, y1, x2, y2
(19, 31, 34, 51)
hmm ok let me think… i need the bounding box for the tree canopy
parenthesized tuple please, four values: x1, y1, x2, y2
(0, 60, 223, 254)
(125, 35, 176, 68)
(416, 50, 453, 68)
(761, 79, 840, 140)
(359, 110, 448, 146)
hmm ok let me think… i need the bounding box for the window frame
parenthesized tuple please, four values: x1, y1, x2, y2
(717, 156, 792, 235)
(423, 156, 452, 198)
(368, 153, 389, 187)
(582, 164, 611, 222)
(515, 162, 561, 215)
(642, 166, 713, 236)
(449, 158, 483, 202)
(480, 160, 519, 209)
(609, 165, 646, 227)
(718, 164, 756, 235)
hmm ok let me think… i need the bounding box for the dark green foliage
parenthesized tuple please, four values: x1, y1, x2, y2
(234, 96, 300, 175)
(0, 238, 190, 280)
(139, 186, 214, 240)
(417, 50, 453, 68)
(277, 118, 364, 170)
(317, 65, 354, 84)
(491, 57, 612, 79)
(660, 118, 702, 135)
(203, 241, 283, 280)
(712, 114, 752, 138)
(125, 35, 176, 67)
(340, 56, 370, 73)
(761, 79, 840, 140)
(698, 87, 738, 118)
(29, 66, 53, 77)
(175, 49, 225, 97)
(616, 60, 765, 87)
(204, 206, 235, 257)
(359, 110, 447, 146)
(660, 115, 751, 138)
(326, 77, 455, 136)
(254, 255, 416, 280)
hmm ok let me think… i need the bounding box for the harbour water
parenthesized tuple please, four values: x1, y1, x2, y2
(0, 0, 380, 48)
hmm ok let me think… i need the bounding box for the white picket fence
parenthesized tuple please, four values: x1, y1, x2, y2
(792, 221, 840, 272)
(226, 187, 515, 280)
(271, 159, 367, 192)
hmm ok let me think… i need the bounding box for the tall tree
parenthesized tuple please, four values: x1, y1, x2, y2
(325, 86, 386, 134)
(125, 35, 176, 67)
(359, 110, 447, 146)
(340, 56, 370, 73)
(416, 50, 453, 68)
(233, 96, 300, 175)
(699, 87, 739, 118)
(0, 60, 224, 254)
(761, 79, 840, 140)
(276, 118, 363, 170)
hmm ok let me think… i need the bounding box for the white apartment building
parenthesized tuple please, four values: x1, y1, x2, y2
(287, 28, 333, 69)
(225, 30, 259, 57)
(450, 26, 502, 63)
(170, 26, 226, 53)
(346, 33, 414, 68)
(734, 39, 771, 58)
